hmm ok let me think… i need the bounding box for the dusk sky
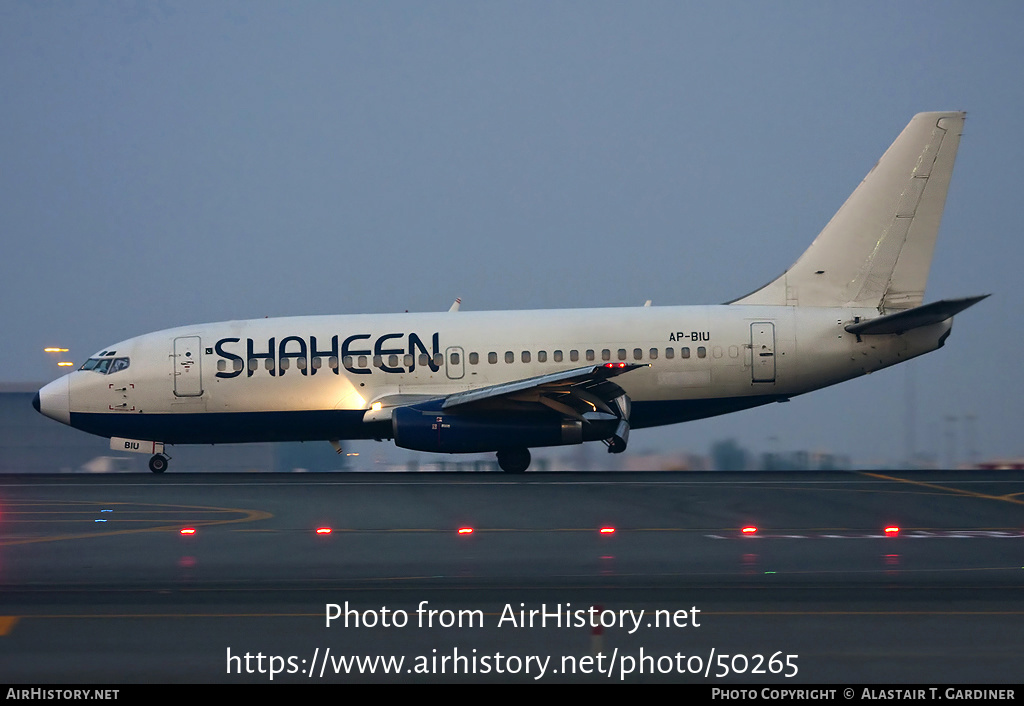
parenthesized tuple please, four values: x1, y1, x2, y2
(3, 2, 1022, 466)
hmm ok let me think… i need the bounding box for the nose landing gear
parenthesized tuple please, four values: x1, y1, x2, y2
(148, 454, 169, 474)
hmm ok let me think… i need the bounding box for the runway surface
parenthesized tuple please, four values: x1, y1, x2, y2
(0, 470, 1021, 683)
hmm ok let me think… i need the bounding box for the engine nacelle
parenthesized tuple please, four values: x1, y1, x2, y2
(392, 407, 583, 453)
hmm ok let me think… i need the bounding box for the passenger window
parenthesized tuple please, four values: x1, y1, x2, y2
(469, 352, 479, 365)
(697, 346, 707, 358)
(521, 351, 531, 363)
(649, 348, 658, 360)
(433, 353, 444, 367)
(505, 351, 514, 364)
(554, 350, 563, 363)
(570, 350, 579, 362)
(264, 358, 274, 371)
(312, 357, 322, 370)
(343, 356, 354, 368)
(419, 354, 430, 367)
(389, 354, 400, 368)
(601, 349, 611, 361)
(450, 352, 460, 365)
(681, 347, 690, 359)
(538, 351, 546, 363)
(372, 355, 383, 367)
(404, 354, 414, 367)
(585, 350, 594, 362)
(280, 358, 291, 370)
(633, 348, 642, 361)
(297, 357, 307, 370)
(217, 360, 227, 372)
(617, 349, 627, 361)
(488, 352, 498, 364)
(665, 348, 675, 359)
(329, 356, 339, 370)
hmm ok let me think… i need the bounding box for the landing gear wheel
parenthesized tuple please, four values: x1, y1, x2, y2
(497, 448, 531, 474)
(148, 454, 169, 474)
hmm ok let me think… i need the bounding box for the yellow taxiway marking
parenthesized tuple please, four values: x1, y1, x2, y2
(0, 500, 272, 547)
(864, 473, 1024, 506)
(0, 617, 18, 635)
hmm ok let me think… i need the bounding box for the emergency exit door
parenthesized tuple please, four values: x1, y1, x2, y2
(445, 346, 465, 380)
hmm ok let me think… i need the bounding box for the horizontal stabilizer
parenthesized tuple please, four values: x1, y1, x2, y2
(844, 295, 988, 335)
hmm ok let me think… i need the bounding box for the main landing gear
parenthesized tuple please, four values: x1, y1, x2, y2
(148, 453, 169, 474)
(496, 448, 531, 474)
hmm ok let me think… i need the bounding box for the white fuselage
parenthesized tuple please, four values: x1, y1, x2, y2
(47, 304, 951, 447)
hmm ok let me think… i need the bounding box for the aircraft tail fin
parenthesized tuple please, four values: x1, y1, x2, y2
(732, 112, 965, 310)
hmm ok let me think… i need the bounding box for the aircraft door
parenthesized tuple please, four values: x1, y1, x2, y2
(173, 336, 204, 397)
(445, 346, 465, 380)
(750, 323, 776, 383)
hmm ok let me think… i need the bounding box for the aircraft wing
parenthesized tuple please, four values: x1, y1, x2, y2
(443, 363, 645, 414)
(364, 363, 646, 423)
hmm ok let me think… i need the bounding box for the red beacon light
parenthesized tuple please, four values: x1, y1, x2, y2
(599, 527, 616, 535)
(884, 526, 900, 537)
(179, 528, 196, 535)
(316, 527, 332, 535)
(741, 526, 758, 535)
(458, 527, 474, 535)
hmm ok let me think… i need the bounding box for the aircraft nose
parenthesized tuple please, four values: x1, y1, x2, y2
(36, 376, 71, 425)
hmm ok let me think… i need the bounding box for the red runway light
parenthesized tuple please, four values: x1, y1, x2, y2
(179, 528, 196, 535)
(741, 526, 758, 535)
(458, 527, 473, 535)
(884, 526, 900, 537)
(599, 527, 616, 534)
(316, 527, 332, 535)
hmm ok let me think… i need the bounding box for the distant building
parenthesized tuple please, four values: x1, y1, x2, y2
(622, 452, 711, 471)
(760, 450, 851, 471)
(971, 459, 1024, 470)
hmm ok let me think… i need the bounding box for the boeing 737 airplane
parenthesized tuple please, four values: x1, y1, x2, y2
(35, 112, 985, 473)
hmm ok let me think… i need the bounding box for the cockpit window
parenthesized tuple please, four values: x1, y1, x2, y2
(79, 357, 129, 374)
